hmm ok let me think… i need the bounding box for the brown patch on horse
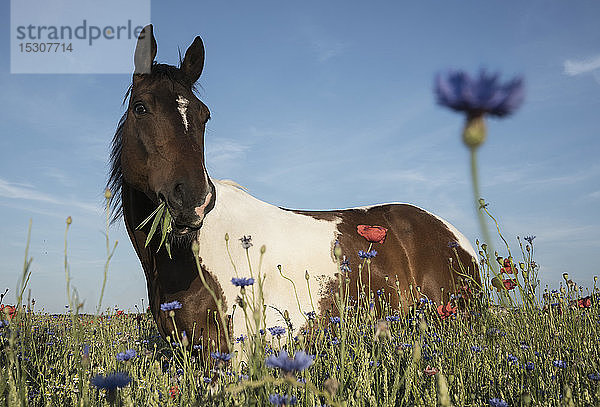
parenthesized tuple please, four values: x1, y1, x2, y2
(290, 204, 478, 316)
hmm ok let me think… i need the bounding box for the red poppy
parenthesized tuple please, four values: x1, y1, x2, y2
(116, 310, 124, 316)
(424, 365, 439, 376)
(169, 386, 180, 399)
(1, 305, 17, 320)
(578, 296, 592, 308)
(500, 258, 517, 274)
(357, 225, 388, 244)
(502, 279, 517, 290)
(436, 302, 457, 319)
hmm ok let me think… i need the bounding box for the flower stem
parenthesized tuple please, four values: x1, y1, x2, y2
(469, 147, 494, 257)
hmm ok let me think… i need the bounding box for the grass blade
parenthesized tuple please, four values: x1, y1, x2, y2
(144, 205, 164, 248)
(137, 202, 165, 230)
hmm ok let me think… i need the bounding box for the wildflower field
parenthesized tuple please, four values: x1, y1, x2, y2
(2, 217, 600, 406)
(2, 71, 599, 406)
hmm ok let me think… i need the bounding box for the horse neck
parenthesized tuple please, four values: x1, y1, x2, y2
(121, 183, 198, 293)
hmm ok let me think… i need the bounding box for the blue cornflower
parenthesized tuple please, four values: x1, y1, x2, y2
(471, 346, 482, 353)
(488, 398, 508, 407)
(239, 235, 253, 249)
(358, 250, 377, 259)
(0, 320, 9, 328)
(268, 326, 286, 338)
(210, 351, 232, 363)
(160, 301, 182, 312)
(435, 69, 524, 118)
(447, 241, 460, 249)
(507, 354, 518, 364)
(193, 344, 203, 350)
(269, 393, 297, 406)
(202, 377, 212, 384)
(305, 311, 316, 321)
(265, 350, 314, 373)
(235, 335, 247, 343)
(90, 372, 131, 390)
(588, 373, 600, 381)
(386, 315, 400, 322)
(525, 362, 535, 371)
(524, 235, 536, 245)
(330, 316, 341, 324)
(553, 360, 567, 368)
(116, 349, 136, 361)
(231, 277, 255, 287)
(340, 257, 351, 273)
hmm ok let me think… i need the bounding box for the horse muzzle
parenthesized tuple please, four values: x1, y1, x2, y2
(158, 181, 215, 236)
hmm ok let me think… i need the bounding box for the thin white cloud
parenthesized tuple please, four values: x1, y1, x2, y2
(0, 177, 99, 214)
(563, 55, 600, 76)
(0, 178, 60, 204)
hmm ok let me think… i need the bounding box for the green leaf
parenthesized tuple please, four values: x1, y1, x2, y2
(144, 205, 165, 248)
(137, 202, 166, 230)
(165, 241, 172, 259)
(158, 208, 172, 253)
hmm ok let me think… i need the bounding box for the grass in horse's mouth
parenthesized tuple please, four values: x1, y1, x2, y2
(136, 201, 173, 258)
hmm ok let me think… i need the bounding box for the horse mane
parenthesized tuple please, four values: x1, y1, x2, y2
(106, 61, 200, 223)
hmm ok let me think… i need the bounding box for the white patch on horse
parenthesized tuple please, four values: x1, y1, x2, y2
(176, 95, 189, 132)
(194, 180, 342, 338)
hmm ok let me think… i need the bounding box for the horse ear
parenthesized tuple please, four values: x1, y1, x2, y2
(181, 37, 205, 84)
(134, 24, 157, 74)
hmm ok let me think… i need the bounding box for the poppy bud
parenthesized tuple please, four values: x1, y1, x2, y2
(66, 216, 72, 225)
(104, 188, 112, 199)
(334, 242, 342, 258)
(462, 115, 487, 149)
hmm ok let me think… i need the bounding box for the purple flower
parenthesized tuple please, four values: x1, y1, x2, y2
(358, 250, 377, 259)
(91, 372, 131, 390)
(507, 354, 518, 364)
(239, 235, 253, 249)
(330, 316, 341, 324)
(210, 351, 232, 363)
(268, 326, 286, 338)
(447, 241, 460, 249)
(489, 398, 508, 407)
(553, 360, 567, 369)
(265, 350, 314, 373)
(340, 257, 351, 273)
(231, 277, 255, 287)
(525, 362, 535, 371)
(386, 315, 400, 322)
(588, 373, 600, 381)
(435, 69, 524, 117)
(116, 349, 136, 361)
(269, 393, 297, 406)
(160, 301, 182, 312)
(524, 235, 536, 245)
(305, 311, 316, 320)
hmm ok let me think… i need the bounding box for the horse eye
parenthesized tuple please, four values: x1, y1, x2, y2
(133, 102, 147, 115)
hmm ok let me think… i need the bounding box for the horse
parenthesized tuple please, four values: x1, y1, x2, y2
(107, 25, 479, 356)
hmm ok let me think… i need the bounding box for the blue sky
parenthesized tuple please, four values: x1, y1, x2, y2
(1, 1, 599, 313)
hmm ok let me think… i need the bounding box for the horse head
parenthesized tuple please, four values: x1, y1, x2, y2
(120, 25, 215, 237)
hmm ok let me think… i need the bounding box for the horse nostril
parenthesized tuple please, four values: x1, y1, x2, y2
(170, 183, 185, 208)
